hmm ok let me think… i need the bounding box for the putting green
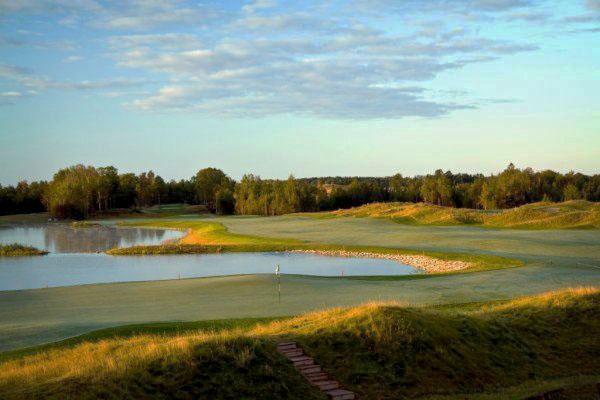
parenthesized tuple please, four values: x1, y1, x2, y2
(1, 215, 599, 352)
(213, 215, 600, 261)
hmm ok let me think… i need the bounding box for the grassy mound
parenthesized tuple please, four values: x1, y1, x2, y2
(485, 201, 600, 229)
(1, 288, 597, 399)
(322, 202, 485, 225)
(318, 200, 600, 229)
(0, 244, 47, 257)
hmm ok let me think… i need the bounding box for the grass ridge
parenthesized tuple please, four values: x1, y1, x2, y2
(0, 287, 597, 399)
(309, 200, 600, 229)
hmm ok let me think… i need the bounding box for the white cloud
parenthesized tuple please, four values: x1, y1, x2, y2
(587, 0, 600, 11)
(0, 0, 100, 15)
(1, 0, 548, 118)
(107, 33, 202, 50)
(1, 91, 21, 96)
(562, 0, 600, 24)
(354, 0, 537, 18)
(0, 90, 24, 105)
(108, 16, 536, 118)
(242, 0, 277, 14)
(0, 0, 221, 31)
(0, 63, 151, 96)
(63, 55, 83, 63)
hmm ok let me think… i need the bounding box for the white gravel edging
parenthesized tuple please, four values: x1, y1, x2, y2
(290, 249, 472, 274)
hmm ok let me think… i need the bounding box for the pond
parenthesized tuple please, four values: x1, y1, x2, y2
(0, 224, 419, 291)
(0, 224, 184, 253)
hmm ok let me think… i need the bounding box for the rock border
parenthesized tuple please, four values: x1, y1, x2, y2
(290, 249, 472, 274)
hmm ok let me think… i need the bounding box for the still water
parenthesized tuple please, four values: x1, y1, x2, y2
(0, 224, 418, 291)
(0, 224, 184, 253)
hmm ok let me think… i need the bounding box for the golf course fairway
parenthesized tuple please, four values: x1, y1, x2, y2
(1, 214, 599, 352)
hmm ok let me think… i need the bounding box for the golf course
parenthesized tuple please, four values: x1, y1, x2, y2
(3, 0, 600, 396)
(1, 202, 599, 398)
(1, 203, 599, 347)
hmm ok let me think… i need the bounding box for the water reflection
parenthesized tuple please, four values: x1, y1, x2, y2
(0, 223, 419, 291)
(0, 252, 419, 291)
(0, 224, 183, 253)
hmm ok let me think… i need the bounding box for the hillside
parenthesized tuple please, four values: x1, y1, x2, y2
(0, 288, 598, 399)
(320, 200, 600, 229)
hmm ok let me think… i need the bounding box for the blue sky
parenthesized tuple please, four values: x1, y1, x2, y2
(0, 0, 599, 184)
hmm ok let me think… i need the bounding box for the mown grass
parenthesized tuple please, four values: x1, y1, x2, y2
(138, 203, 208, 215)
(0, 317, 285, 363)
(108, 220, 521, 274)
(312, 200, 600, 229)
(0, 213, 49, 225)
(0, 244, 47, 257)
(71, 221, 103, 228)
(0, 288, 597, 399)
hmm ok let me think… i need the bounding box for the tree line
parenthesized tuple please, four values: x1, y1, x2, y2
(0, 163, 598, 218)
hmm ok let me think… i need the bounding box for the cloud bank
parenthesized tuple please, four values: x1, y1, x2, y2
(0, 0, 595, 118)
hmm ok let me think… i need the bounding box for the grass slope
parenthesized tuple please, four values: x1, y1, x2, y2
(0, 317, 285, 363)
(0, 244, 47, 257)
(0, 288, 597, 399)
(108, 220, 520, 274)
(316, 200, 600, 229)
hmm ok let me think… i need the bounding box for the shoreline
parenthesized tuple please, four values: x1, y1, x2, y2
(289, 249, 472, 274)
(109, 220, 518, 274)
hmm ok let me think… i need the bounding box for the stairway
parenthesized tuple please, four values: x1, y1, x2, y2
(277, 341, 356, 400)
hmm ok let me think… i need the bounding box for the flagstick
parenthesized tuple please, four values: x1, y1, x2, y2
(276, 264, 281, 304)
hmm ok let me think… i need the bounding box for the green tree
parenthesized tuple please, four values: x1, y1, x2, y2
(215, 188, 235, 215)
(44, 164, 100, 219)
(96, 166, 119, 211)
(136, 171, 156, 207)
(495, 163, 532, 208)
(283, 175, 300, 213)
(563, 184, 581, 201)
(151, 176, 167, 205)
(116, 173, 138, 208)
(420, 170, 454, 206)
(479, 180, 497, 210)
(194, 168, 233, 211)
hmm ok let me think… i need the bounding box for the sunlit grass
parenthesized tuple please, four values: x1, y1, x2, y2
(0, 288, 597, 399)
(108, 220, 521, 273)
(311, 200, 600, 229)
(0, 244, 47, 257)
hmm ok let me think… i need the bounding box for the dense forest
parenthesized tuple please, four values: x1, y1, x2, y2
(0, 164, 599, 219)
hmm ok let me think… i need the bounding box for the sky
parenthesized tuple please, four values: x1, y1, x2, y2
(0, 0, 599, 185)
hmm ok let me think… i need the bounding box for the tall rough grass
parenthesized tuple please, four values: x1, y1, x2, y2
(0, 288, 597, 399)
(0, 244, 47, 257)
(319, 200, 600, 229)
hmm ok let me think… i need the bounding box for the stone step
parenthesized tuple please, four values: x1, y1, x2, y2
(289, 355, 311, 361)
(280, 349, 303, 357)
(298, 365, 321, 374)
(305, 372, 329, 380)
(277, 341, 356, 399)
(326, 389, 356, 400)
(277, 341, 297, 347)
(291, 356, 314, 367)
(293, 358, 315, 367)
(315, 380, 340, 391)
(307, 374, 330, 383)
(277, 343, 296, 350)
